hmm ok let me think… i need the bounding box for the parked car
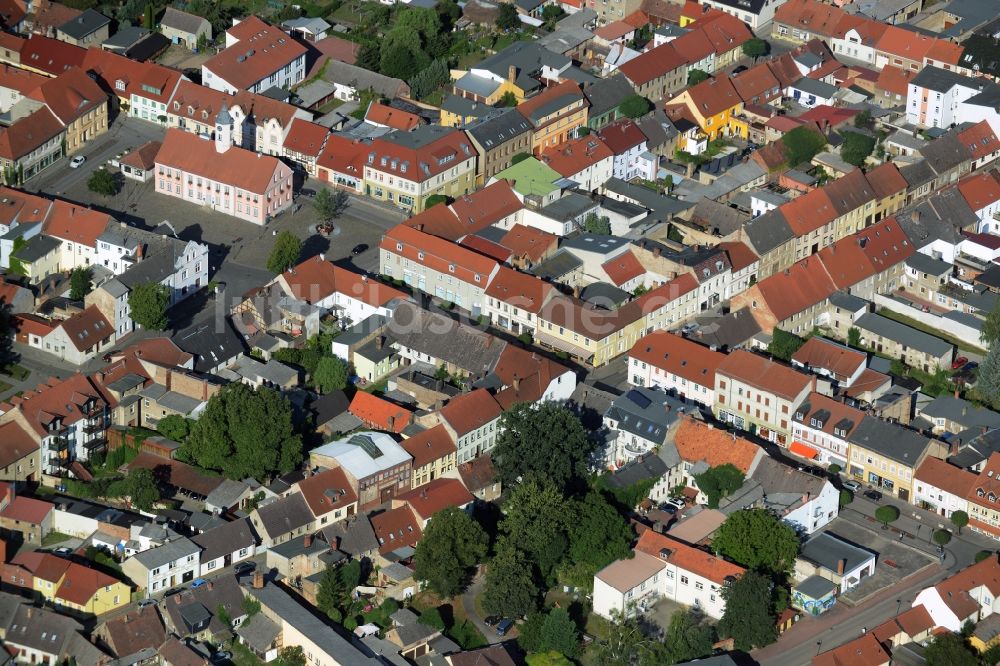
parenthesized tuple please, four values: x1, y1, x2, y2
(352, 243, 368, 255)
(843, 480, 861, 492)
(483, 615, 501, 627)
(164, 588, 183, 597)
(53, 547, 73, 557)
(496, 619, 514, 636)
(299, 188, 316, 198)
(952, 356, 969, 369)
(659, 503, 678, 515)
(69, 155, 86, 168)
(234, 562, 256, 576)
(210, 652, 231, 664)
(667, 497, 686, 509)
(962, 361, 980, 373)
(681, 322, 699, 334)
(863, 489, 883, 502)
(137, 598, 157, 608)
(190, 578, 208, 589)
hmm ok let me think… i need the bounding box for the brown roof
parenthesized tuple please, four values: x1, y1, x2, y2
(813, 633, 890, 666)
(732, 62, 781, 103)
(717, 350, 813, 401)
(672, 417, 762, 473)
(629, 330, 724, 387)
(498, 223, 557, 264)
(781, 187, 836, 235)
(295, 466, 358, 517)
(817, 216, 913, 289)
(316, 133, 367, 178)
(404, 180, 523, 241)
(753, 259, 837, 323)
(370, 505, 422, 554)
(791, 337, 866, 380)
(440, 389, 502, 437)
(915, 457, 977, 499)
(456, 454, 497, 493)
(26, 66, 105, 125)
(365, 102, 422, 131)
(516, 79, 585, 126)
(0, 63, 42, 95)
(159, 637, 208, 666)
(929, 553, 1000, 623)
(396, 477, 474, 521)
(678, 76, 742, 120)
(821, 168, 876, 216)
(865, 162, 907, 200)
(21, 34, 85, 76)
(539, 134, 613, 177)
(793, 391, 864, 439)
(876, 24, 960, 65)
(447, 646, 517, 666)
(617, 42, 685, 88)
(282, 119, 329, 158)
(718, 240, 758, 272)
(484, 266, 553, 314)
(0, 495, 52, 524)
(401, 424, 456, 469)
(875, 65, 916, 96)
(43, 199, 111, 247)
(202, 16, 307, 90)
(0, 106, 63, 161)
(313, 35, 359, 65)
(119, 140, 161, 171)
(32, 0, 81, 35)
(0, 421, 38, 468)
(775, 0, 847, 38)
(695, 11, 752, 55)
(492, 344, 571, 409)
(102, 607, 167, 658)
(128, 452, 224, 498)
(57, 305, 112, 352)
(155, 128, 290, 194)
(168, 79, 301, 129)
(958, 121, 999, 163)
(57, 562, 121, 605)
(2, 373, 105, 438)
(595, 118, 648, 154)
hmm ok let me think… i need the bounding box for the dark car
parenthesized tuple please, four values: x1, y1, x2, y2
(299, 188, 316, 198)
(660, 503, 678, 515)
(484, 615, 501, 626)
(234, 562, 256, 576)
(863, 489, 883, 502)
(496, 619, 514, 636)
(352, 243, 368, 255)
(164, 587, 183, 597)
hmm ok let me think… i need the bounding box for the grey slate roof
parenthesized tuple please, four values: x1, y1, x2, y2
(322, 514, 380, 557)
(235, 614, 281, 654)
(129, 536, 200, 570)
(191, 517, 256, 562)
(905, 252, 952, 276)
(254, 493, 312, 538)
(540, 191, 596, 221)
(920, 395, 1000, 430)
(386, 302, 506, 374)
(440, 95, 491, 122)
(743, 208, 794, 255)
(605, 387, 688, 444)
(800, 531, 875, 574)
(919, 131, 972, 175)
(245, 579, 377, 664)
(14, 234, 61, 263)
(173, 316, 246, 373)
(464, 107, 533, 150)
(160, 7, 210, 34)
(58, 8, 110, 40)
(899, 189, 978, 246)
(582, 73, 637, 119)
(795, 574, 837, 599)
(103, 25, 150, 50)
(204, 479, 252, 512)
(474, 41, 571, 92)
(528, 248, 583, 280)
(605, 448, 676, 489)
(855, 312, 952, 357)
(791, 77, 838, 98)
(848, 415, 932, 466)
(322, 60, 407, 98)
(910, 65, 978, 93)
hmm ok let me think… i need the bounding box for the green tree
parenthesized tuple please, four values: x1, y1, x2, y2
(312, 356, 349, 394)
(583, 213, 611, 235)
(498, 90, 518, 107)
(924, 632, 979, 666)
(742, 37, 768, 60)
(128, 283, 169, 331)
(357, 42, 381, 71)
(418, 607, 446, 630)
(693, 463, 745, 509)
(414, 506, 488, 597)
(978, 346, 1000, 407)
(840, 131, 876, 167)
(123, 468, 159, 511)
(768, 328, 806, 361)
(425, 194, 450, 208)
(933, 529, 952, 546)
(828, 463, 842, 474)
(157, 414, 190, 442)
(526, 653, 573, 666)
(409, 59, 451, 100)
(687, 69, 709, 86)
(847, 327, 862, 347)
(483, 543, 540, 618)
(69, 267, 92, 301)
(273, 647, 306, 666)
(563, 491, 632, 587)
(982, 302, 1000, 346)
(712, 508, 799, 573)
(718, 571, 778, 650)
(976, 550, 994, 563)
(380, 41, 424, 79)
(316, 560, 362, 621)
(88, 169, 117, 196)
(493, 402, 592, 487)
(144, 3, 154, 28)
(951, 510, 969, 535)
(661, 610, 714, 663)
(591, 611, 652, 666)
(620, 94, 651, 119)
(854, 109, 873, 128)
(182, 383, 303, 480)
(540, 607, 579, 658)
(267, 231, 302, 274)
(781, 125, 827, 167)
(839, 489, 853, 507)
(875, 504, 900, 528)
(496, 3, 519, 31)
(314, 188, 349, 220)
(499, 478, 572, 584)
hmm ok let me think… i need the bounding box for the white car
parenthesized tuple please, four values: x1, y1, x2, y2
(69, 155, 86, 168)
(843, 480, 861, 492)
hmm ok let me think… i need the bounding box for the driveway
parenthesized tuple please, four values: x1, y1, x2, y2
(461, 573, 504, 645)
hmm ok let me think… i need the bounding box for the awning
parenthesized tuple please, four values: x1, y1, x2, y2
(789, 441, 819, 460)
(534, 330, 593, 361)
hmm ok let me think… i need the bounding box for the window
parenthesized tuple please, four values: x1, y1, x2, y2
(680, 575, 689, 585)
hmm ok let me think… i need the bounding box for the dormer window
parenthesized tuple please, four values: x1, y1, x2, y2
(979, 488, 986, 497)
(418, 251, 425, 260)
(115, 80, 125, 91)
(448, 264, 455, 273)
(396, 242, 403, 251)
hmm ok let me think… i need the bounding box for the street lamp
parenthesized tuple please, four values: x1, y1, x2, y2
(816, 641, 822, 656)
(896, 598, 902, 616)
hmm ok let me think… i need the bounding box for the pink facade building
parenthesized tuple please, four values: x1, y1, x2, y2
(154, 107, 293, 225)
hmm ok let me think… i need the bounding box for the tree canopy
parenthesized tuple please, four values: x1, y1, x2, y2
(620, 94, 652, 119)
(561, 490, 633, 588)
(840, 131, 876, 167)
(924, 632, 979, 666)
(712, 509, 799, 573)
(583, 213, 611, 235)
(982, 302, 1000, 346)
(181, 383, 303, 480)
(951, 510, 969, 534)
(88, 169, 117, 196)
(267, 231, 302, 274)
(493, 402, 593, 487)
(781, 126, 827, 167)
(118, 468, 159, 512)
(661, 610, 715, 664)
(875, 505, 900, 527)
(414, 506, 488, 597)
(157, 414, 190, 442)
(313, 188, 349, 221)
(128, 283, 169, 331)
(742, 37, 768, 60)
(718, 571, 778, 650)
(483, 542, 540, 618)
(693, 464, 744, 509)
(687, 69, 709, 86)
(496, 3, 519, 30)
(316, 560, 362, 622)
(768, 328, 806, 361)
(978, 346, 1000, 408)
(69, 267, 92, 301)
(312, 356, 349, 394)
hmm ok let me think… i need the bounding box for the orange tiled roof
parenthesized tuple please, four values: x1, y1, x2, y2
(958, 170, 1000, 212)
(349, 391, 412, 433)
(672, 416, 763, 474)
(791, 337, 865, 379)
(57, 561, 120, 605)
(371, 505, 422, 554)
(381, 223, 498, 287)
(817, 216, 914, 289)
(155, 127, 290, 193)
(499, 224, 557, 264)
(717, 350, 814, 401)
(629, 330, 724, 387)
(915, 457, 977, 499)
(876, 65, 916, 96)
(484, 266, 553, 315)
(539, 134, 613, 177)
(813, 632, 890, 666)
(780, 187, 836, 235)
(753, 258, 837, 322)
(404, 180, 523, 242)
(601, 250, 645, 286)
(283, 119, 329, 158)
(634, 528, 744, 585)
(401, 424, 456, 469)
(202, 16, 306, 90)
(367, 127, 476, 183)
(775, 0, 848, 39)
(397, 477, 474, 521)
(678, 76, 742, 120)
(440, 389, 502, 437)
(365, 102, 422, 132)
(316, 133, 367, 178)
(930, 552, 1000, 620)
(42, 199, 111, 247)
(21, 35, 84, 76)
(296, 466, 358, 517)
(617, 42, 685, 88)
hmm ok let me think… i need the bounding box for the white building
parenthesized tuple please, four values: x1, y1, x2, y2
(913, 457, 975, 519)
(627, 330, 723, 407)
(790, 392, 864, 469)
(597, 119, 657, 182)
(192, 518, 257, 577)
(602, 387, 687, 468)
(911, 555, 1000, 631)
(121, 537, 201, 594)
(202, 17, 307, 94)
(906, 66, 981, 129)
(593, 529, 745, 620)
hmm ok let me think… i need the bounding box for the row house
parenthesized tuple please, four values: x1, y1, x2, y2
(966, 453, 1000, 541)
(4, 550, 129, 615)
(854, 312, 954, 372)
(539, 134, 614, 192)
(0, 105, 64, 182)
(463, 107, 534, 186)
(24, 66, 108, 155)
(906, 66, 983, 130)
(627, 330, 724, 407)
(202, 17, 306, 94)
(956, 169, 1000, 234)
(81, 47, 181, 124)
(847, 416, 944, 502)
(281, 119, 329, 176)
(696, 0, 784, 31)
(309, 431, 413, 511)
(912, 554, 1000, 633)
(595, 118, 657, 182)
(364, 126, 478, 213)
(403, 180, 524, 241)
(483, 266, 555, 339)
(516, 79, 589, 154)
(617, 41, 688, 102)
(790, 391, 864, 469)
(167, 79, 312, 156)
(379, 223, 499, 316)
(875, 24, 964, 74)
(0, 373, 109, 478)
(714, 349, 815, 445)
(438, 389, 503, 465)
(789, 336, 866, 389)
(665, 75, 746, 147)
(120, 536, 200, 593)
(400, 424, 457, 489)
(913, 456, 976, 519)
(290, 466, 359, 529)
(154, 124, 294, 225)
(316, 134, 366, 194)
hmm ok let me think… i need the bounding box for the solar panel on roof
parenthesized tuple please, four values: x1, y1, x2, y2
(626, 389, 651, 409)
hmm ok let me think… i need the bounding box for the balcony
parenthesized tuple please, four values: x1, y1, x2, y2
(84, 437, 107, 452)
(83, 421, 105, 434)
(48, 437, 70, 452)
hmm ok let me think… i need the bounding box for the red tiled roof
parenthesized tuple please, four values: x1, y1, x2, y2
(458, 235, 513, 262)
(12, 551, 67, 583)
(775, 0, 848, 39)
(21, 35, 84, 76)
(0, 63, 42, 95)
(617, 42, 685, 88)
(797, 105, 859, 129)
(876, 65, 916, 96)
(499, 224, 557, 264)
(672, 416, 763, 473)
(155, 128, 290, 194)
(381, 223, 498, 287)
(731, 62, 782, 103)
(3, 373, 105, 439)
(484, 266, 553, 314)
(694, 11, 752, 56)
(601, 250, 645, 286)
(629, 331, 724, 387)
(0, 495, 52, 524)
(813, 633, 890, 666)
(915, 457, 977, 499)
(817, 216, 914, 289)
(349, 391, 412, 433)
(313, 35, 360, 65)
(0, 421, 37, 470)
(401, 424, 456, 469)
(865, 162, 907, 200)
(295, 466, 358, 517)
(43, 199, 111, 247)
(440, 389, 502, 437)
(842, 368, 890, 399)
(168, 79, 302, 129)
(929, 552, 1000, 620)
(14, 314, 55, 339)
(492, 344, 571, 409)
(539, 134, 613, 177)
(367, 128, 476, 183)
(371, 505, 422, 554)
(676, 76, 742, 120)
(282, 119, 329, 158)
(119, 140, 161, 171)
(958, 170, 1000, 212)
(594, 20, 635, 41)
(595, 118, 648, 154)
(316, 133, 367, 178)
(26, 67, 106, 125)
(396, 477, 474, 521)
(0, 107, 63, 161)
(635, 528, 744, 585)
(365, 102, 422, 132)
(958, 121, 999, 163)
(668, 27, 713, 65)
(793, 391, 864, 439)
(203, 17, 306, 90)
(57, 562, 120, 605)
(718, 241, 758, 272)
(791, 337, 865, 379)
(717, 350, 813, 401)
(404, 180, 523, 241)
(753, 257, 837, 322)
(875, 24, 952, 64)
(780, 187, 836, 235)
(516, 79, 584, 125)
(82, 47, 180, 105)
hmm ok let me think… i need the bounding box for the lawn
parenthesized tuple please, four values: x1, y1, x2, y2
(230, 641, 262, 666)
(409, 591, 488, 650)
(875, 307, 984, 354)
(40, 531, 74, 547)
(0, 364, 29, 381)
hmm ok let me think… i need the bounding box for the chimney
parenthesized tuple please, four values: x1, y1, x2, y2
(252, 570, 264, 589)
(572, 285, 581, 298)
(207, 581, 213, 591)
(910, 209, 920, 223)
(136, 244, 144, 261)
(512, 374, 520, 392)
(376, 336, 384, 350)
(508, 65, 516, 83)
(174, 594, 182, 604)
(387, 415, 395, 431)
(653, 246, 661, 257)
(836, 558, 846, 575)
(304, 533, 313, 548)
